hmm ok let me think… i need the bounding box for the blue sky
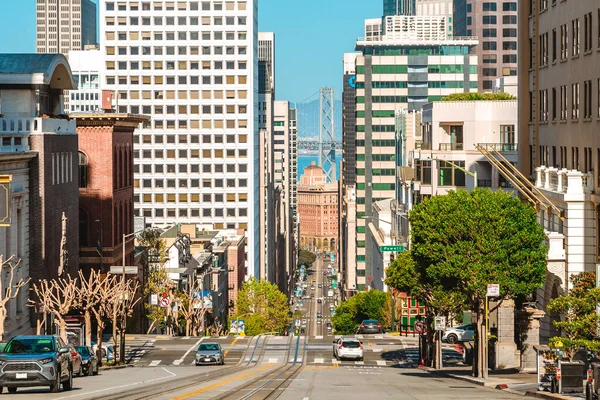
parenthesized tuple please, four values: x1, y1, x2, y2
(0, 0, 381, 103)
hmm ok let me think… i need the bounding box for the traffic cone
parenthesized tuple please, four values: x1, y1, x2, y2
(420, 358, 425, 366)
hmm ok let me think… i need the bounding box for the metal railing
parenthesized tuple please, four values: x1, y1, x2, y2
(415, 141, 432, 150)
(477, 143, 518, 152)
(439, 143, 464, 151)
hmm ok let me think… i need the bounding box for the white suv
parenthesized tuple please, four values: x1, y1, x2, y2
(332, 337, 364, 361)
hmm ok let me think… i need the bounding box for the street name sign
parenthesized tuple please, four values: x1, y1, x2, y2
(380, 245, 405, 252)
(486, 284, 500, 297)
(109, 266, 139, 274)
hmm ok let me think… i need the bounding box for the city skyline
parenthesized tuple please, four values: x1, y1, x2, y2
(0, 0, 381, 103)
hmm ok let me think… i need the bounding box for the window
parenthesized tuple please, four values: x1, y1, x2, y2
(572, 82, 580, 120)
(78, 151, 88, 188)
(502, 2, 517, 12)
(560, 24, 568, 60)
(503, 15, 517, 24)
(503, 28, 517, 38)
(483, 29, 497, 38)
(572, 18, 580, 57)
(584, 80, 592, 119)
(560, 85, 568, 120)
(483, 41, 497, 50)
(552, 28, 557, 62)
(483, 2, 497, 11)
(539, 32, 548, 66)
(539, 89, 548, 122)
(483, 16, 496, 25)
(584, 12, 593, 52)
(438, 161, 466, 187)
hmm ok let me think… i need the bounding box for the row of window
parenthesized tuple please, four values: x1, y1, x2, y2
(135, 133, 247, 146)
(356, 65, 477, 75)
(537, 11, 600, 68)
(135, 190, 248, 205)
(105, 74, 247, 89)
(106, 60, 246, 74)
(135, 207, 249, 221)
(536, 146, 597, 180)
(534, 79, 600, 123)
(106, 45, 247, 57)
(481, 15, 517, 25)
(105, 16, 247, 27)
(105, 1, 248, 12)
(105, 30, 247, 42)
(479, 2, 517, 12)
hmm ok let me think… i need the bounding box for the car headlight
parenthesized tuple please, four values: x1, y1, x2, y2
(39, 358, 54, 365)
(82, 360, 88, 364)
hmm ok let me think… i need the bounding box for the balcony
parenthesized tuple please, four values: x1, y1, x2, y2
(535, 166, 594, 195)
(477, 179, 492, 188)
(415, 141, 432, 150)
(477, 143, 518, 152)
(439, 143, 464, 151)
(0, 117, 76, 135)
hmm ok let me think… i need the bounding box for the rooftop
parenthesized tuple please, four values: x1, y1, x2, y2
(0, 54, 75, 89)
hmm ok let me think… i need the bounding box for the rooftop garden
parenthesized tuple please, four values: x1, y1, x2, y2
(441, 92, 517, 102)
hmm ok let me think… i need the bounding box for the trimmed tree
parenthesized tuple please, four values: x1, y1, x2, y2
(234, 278, 289, 335)
(0, 255, 30, 341)
(409, 188, 547, 377)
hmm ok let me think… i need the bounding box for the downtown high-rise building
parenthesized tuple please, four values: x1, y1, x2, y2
(353, 16, 477, 291)
(457, 0, 519, 91)
(99, 0, 260, 276)
(383, 0, 416, 16)
(258, 32, 276, 283)
(36, 0, 98, 54)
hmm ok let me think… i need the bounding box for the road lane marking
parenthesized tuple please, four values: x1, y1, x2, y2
(169, 366, 270, 400)
(314, 358, 324, 363)
(355, 361, 364, 365)
(268, 358, 278, 363)
(162, 367, 176, 377)
(372, 348, 383, 353)
(376, 360, 387, 366)
(223, 337, 239, 357)
(55, 368, 178, 399)
(174, 337, 204, 366)
(149, 360, 162, 367)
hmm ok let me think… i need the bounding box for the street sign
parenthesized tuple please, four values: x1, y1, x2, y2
(159, 297, 169, 307)
(331, 254, 335, 263)
(434, 316, 446, 331)
(486, 284, 500, 297)
(150, 294, 158, 305)
(331, 280, 337, 289)
(414, 321, 425, 333)
(380, 245, 405, 252)
(0, 175, 11, 226)
(109, 266, 139, 275)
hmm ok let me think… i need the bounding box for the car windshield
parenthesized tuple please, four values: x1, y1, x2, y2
(5, 338, 55, 354)
(364, 320, 378, 324)
(199, 344, 219, 351)
(342, 341, 360, 348)
(76, 346, 90, 356)
(456, 324, 473, 330)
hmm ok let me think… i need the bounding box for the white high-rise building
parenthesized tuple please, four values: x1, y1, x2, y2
(99, 0, 259, 276)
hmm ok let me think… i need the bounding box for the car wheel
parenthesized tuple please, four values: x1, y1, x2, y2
(446, 334, 458, 344)
(7, 387, 16, 394)
(63, 368, 73, 391)
(49, 370, 60, 393)
(0, 386, 3, 394)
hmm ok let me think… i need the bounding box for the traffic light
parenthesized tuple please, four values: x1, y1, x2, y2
(162, 291, 168, 298)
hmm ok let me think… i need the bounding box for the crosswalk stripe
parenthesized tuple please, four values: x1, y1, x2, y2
(149, 360, 161, 367)
(332, 358, 339, 364)
(355, 361, 364, 365)
(172, 359, 182, 365)
(376, 360, 387, 366)
(314, 358, 324, 364)
(268, 358, 278, 364)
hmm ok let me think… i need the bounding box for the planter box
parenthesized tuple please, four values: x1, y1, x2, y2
(561, 362, 585, 394)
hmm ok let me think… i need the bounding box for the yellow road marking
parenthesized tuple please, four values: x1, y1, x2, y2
(334, 362, 339, 369)
(169, 366, 270, 400)
(223, 337, 238, 357)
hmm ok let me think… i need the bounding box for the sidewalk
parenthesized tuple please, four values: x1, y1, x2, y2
(420, 364, 585, 399)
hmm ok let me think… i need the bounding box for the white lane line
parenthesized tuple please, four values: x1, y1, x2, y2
(174, 337, 204, 366)
(314, 358, 324, 364)
(149, 360, 161, 367)
(268, 358, 278, 363)
(182, 336, 191, 340)
(315, 336, 323, 339)
(376, 360, 387, 366)
(54, 368, 177, 399)
(355, 361, 365, 365)
(161, 367, 176, 377)
(172, 359, 182, 365)
(372, 348, 383, 353)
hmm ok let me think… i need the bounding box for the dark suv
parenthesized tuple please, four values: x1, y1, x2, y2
(0, 335, 73, 394)
(358, 319, 383, 334)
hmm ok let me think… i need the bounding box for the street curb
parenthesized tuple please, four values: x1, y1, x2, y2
(524, 390, 575, 400)
(417, 366, 495, 387)
(98, 364, 135, 371)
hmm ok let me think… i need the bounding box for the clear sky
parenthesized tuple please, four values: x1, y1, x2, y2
(0, 0, 381, 103)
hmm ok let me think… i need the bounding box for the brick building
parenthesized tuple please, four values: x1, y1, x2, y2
(74, 113, 149, 275)
(298, 163, 339, 252)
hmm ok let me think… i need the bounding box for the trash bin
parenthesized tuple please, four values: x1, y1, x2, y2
(463, 342, 474, 366)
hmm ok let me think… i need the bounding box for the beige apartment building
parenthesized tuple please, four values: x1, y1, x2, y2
(298, 163, 338, 252)
(466, 0, 518, 91)
(36, 0, 98, 54)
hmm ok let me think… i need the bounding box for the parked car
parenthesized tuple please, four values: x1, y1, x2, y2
(195, 342, 224, 366)
(333, 337, 364, 361)
(317, 298, 322, 304)
(75, 346, 98, 376)
(442, 324, 475, 344)
(67, 345, 82, 377)
(316, 311, 322, 318)
(0, 335, 74, 393)
(358, 319, 383, 334)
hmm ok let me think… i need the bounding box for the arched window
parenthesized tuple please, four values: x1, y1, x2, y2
(79, 209, 88, 246)
(78, 151, 88, 188)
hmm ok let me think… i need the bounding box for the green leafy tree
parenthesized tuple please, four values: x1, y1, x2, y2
(331, 290, 387, 334)
(441, 92, 516, 101)
(548, 272, 600, 361)
(409, 188, 547, 377)
(386, 251, 465, 368)
(138, 229, 170, 334)
(234, 278, 289, 334)
(298, 250, 317, 267)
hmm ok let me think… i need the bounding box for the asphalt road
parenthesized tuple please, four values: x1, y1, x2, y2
(0, 257, 517, 399)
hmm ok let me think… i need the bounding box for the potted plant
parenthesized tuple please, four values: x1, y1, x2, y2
(547, 272, 600, 393)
